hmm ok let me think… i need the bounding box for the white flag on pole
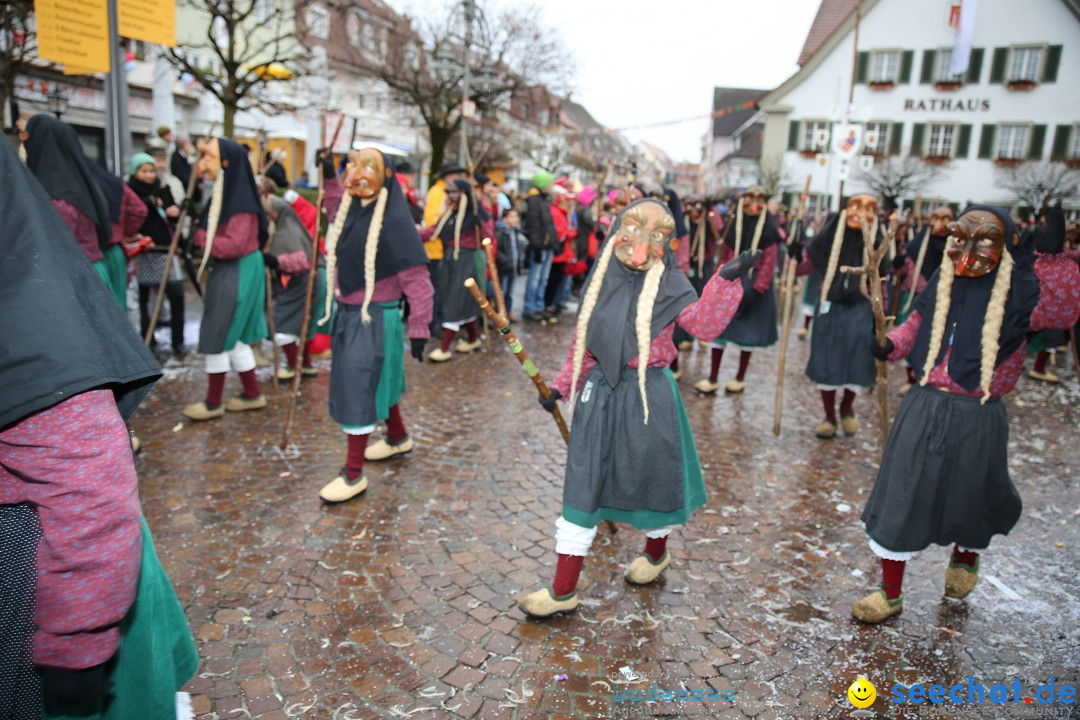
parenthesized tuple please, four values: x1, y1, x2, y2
(950, 0, 979, 75)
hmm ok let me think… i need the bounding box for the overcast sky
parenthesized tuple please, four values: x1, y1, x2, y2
(386, 1, 822, 164)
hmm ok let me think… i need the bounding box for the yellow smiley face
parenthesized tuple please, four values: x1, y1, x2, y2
(848, 677, 876, 708)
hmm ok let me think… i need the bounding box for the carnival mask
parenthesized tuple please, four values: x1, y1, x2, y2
(445, 186, 463, 210)
(344, 148, 388, 200)
(613, 186, 644, 213)
(946, 210, 1008, 278)
(846, 194, 878, 230)
(613, 202, 675, 272)
(195, 138, 222, 180)
(685, 200, 704, 221)
(742, 187, 767, 217)
(929, 206, 955, 237)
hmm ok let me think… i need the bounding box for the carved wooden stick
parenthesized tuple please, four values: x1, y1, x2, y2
(481, 237, 507, 320)
(265, 268, 278, 395)
(858, 213, 897, 448)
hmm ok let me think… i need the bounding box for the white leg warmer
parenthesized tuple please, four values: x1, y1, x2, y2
(275, 332, 299, 345)
(644, 526, 674, 540)
(228, 343, 256, 373)
(441, 321, 461, 332)
(342, 425, 375, 436)
(868, 537, 917, 562)
(205, 352, 231, 374)
(555, 516, 598, 557)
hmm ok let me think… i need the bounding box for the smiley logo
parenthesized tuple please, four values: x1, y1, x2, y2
(848, 677, 876, 708)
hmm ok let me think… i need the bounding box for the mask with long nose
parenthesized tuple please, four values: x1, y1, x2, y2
(846, 194, 878, 230)
(946, 210, 1008, 278)
(613, 202, 675, 272)
(343, 148, 388, 200)
(929, 206, 955, 237)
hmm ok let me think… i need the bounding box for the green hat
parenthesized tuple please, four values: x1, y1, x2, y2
(129, 152, 156, 177)
(530, 171, 553, 191)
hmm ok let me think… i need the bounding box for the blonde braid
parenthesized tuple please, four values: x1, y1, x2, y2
(360, 186, 389, 324)
(978, 250, 1013, 404)
(453, 193, 467, 261)
(819, 210, 846, 311)
(570, 236, 617, 403)
(319, 191, 353, 325)
(746, 206, 768, 279)
(903, 227, 931, 315)
(197, 168, 226, 282)
(694, 217, 706, 277)
(920, 243, 955, 384)
(634, 260, 665, 425)
(733, 197, 744, 257)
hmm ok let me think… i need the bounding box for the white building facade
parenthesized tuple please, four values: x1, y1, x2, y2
(760, 0, 1080, 215)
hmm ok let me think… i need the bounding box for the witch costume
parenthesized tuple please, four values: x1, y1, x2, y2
(263, 195, 326, 381)
(88, 161, 148, 308)
(316, 148, 433, 504)
(852, 205, 1080, 624)
(696, 189, 782, 395)
(517, 198, 754, 618)
(181, 138, 269, 421)
(420, 179, 488, 361)
(0, 137, 197, 719)
(1027, 203, 1074, 384)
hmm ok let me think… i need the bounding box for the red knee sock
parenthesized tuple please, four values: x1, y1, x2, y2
(906, 366, 917, 384)
(709, 348, 724, 382)
(440, 328, 455, 351)
(669, 356, 680, 373)
(643, 536, 668, 563)
(735, 350, 752, 381)
(552, 553, 584, 597)
(465, 320, 478, 342)
(1033, 350, 1050, 374)
(802, 314, 812, 330)
(839, 389, 856, 417)
(238, 369, 261, 399)
(881, 558, 906, 600)
(951, 545, 978, 568)
(345, 434, 369, 478)
(281, 341, 298, 369)
(820, 389, 837, 424)
(301, 342, 313, 368)
(386, 404, 408, 444)
(206, 372, 226, 408)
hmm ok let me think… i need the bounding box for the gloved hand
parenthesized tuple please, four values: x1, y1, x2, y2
(787, 241, 803, 261)
(262, 252, 279, 270)
(410, 337, 426, 362)
(718, 249, 763, 281)
(892, 254, 906, 271)
(870, 337, 895, 361)
(38, 664, 112, 713)
(538, 388, 562, 413)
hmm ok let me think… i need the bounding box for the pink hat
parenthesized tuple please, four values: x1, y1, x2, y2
(577, 186, 598, 206)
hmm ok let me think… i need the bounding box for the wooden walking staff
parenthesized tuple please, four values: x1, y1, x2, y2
(464, 277, 617, 535)
(265, 268, 279, 395)
(280, 111, 346, 450)
(481, 237, 507, 319)
(773, 175, 812, 435)
(839, 211, 898, 448)
(143, 123, 217, 346)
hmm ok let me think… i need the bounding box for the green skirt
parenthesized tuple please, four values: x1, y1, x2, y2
(224, 251, 268, 350)
(44, 518, 198, 720)
(92, 245, 128, 310)
(330, 302, 406, 429)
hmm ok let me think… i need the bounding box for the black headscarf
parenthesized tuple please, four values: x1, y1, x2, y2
(266, 196, 312, 262)
(1031, 202, 1065, 255)
(438, 179, 489, 249)
(908, 205, 1040, 393)
(582, 198, 697, 387)
(721, 207, 782, 252)
(663, 187, 687, 238)
(807, 212, 883, 304)
(171, 148, 192, 189)
(23, 114, 112, 250)
(905, 226, 948, 280)
(336, 151, 429, 296)
(0, 137, 160, 431)
(316, 148, 337, 180)
(198, 138, 269, 247)
(88, 162, 123, 223)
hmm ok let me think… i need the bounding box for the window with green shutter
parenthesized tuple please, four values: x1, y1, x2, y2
(788, 120, 800, 151)
(920, 49, 937, 84)
(1042, 45, 1062, 83)
(978, 124, 997, 159)
(956, 124, 972, 158)
(989, 47, 1008, 83)
(966, 48, 984, 84)
(1028, 125, 1047, 159)
(899, 50, 914, 83)
(856, 52, 870, 83)
(910, 123, 926, 156)
(889, 122, 904, 155)
(1050, 125, 1071, 160)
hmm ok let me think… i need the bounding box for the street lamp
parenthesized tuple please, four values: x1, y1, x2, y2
(46, 87, 68, 119)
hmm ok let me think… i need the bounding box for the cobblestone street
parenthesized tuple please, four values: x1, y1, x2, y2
(135, 305, 1079, 720)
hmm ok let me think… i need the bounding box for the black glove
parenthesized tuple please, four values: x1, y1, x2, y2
(870, 337, 895, 361)
(718, 249, 763, 281)
(410, 337, 426, 362)
(892, 254, 906, 271)
(538, 388, 562, 413)
(262, 253, 279, 270)
(38, 664, 113, 713)
(787, 241, 803, 261)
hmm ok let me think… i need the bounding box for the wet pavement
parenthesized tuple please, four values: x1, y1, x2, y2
(134, 292, 1079, 720)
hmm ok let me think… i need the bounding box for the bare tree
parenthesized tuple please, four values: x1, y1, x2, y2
(757, 155, 792, 200)
(366, 1, 569, 180)
(517, 127, 573, 174)
(856, 155, 947, 210)
(163, 0, 309, 137)
(1, 0, 34, 134)
(995, 161, 1080, 213)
